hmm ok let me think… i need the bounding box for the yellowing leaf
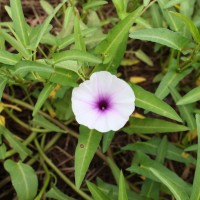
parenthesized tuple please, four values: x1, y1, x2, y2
(48, 84, 60, 99)
(181, 152, 189, 158)
(0, 115, 5, 126)
(132, 112, 145, 119)
(130, 76, 146, 84)
(182, 129, 197, 144)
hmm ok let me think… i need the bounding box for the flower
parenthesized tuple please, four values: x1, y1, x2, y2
(71, 71, 135, 132)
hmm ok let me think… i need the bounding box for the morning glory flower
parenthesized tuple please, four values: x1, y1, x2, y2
(71, 71, 135, 132)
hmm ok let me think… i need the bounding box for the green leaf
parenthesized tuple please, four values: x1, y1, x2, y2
(0, 29, 30, 59)
(164, 0, 189, 9)
(127, 153, 190, 200)
(33, 83, 56, 116)
(129, 28, 190, 50)
(0, 50, 21, 65)
(102, 131, 115, 153)
(40, 0, 54, 15)
(0, 144, 7, 160)
(75, 126, 102, 188)
(32, 115, 64, 132)
(190, 114, 200, 200)
(177, 86, 200, 105)
(155, 68, 192, 100)
(1, 127, 32, 160)
(94, 6, 143, 71)
(118, 171, 128, 200)
(30, 0, 67, 49)
(87, 181, 111, 200)
(13, 61, 54, 75)
(46, 186, 74, 200)
(131, 84, 182, 122)
(123, 117, 188, 134)
(10, 0, 29, 46)
(53, 49, 102, 64)
(0, 76, 7, 101)
(170, 12, 200, 44)
(112, 0, 128, 19)
(170, 87, 196, 130)
(4, 159, 38, 200)
(83, 1, 108, 11)
(122, 137, 196, 165)
(58, 28, 97, 50)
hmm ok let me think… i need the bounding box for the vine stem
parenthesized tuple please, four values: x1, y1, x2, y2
(34, 139, 92, 200)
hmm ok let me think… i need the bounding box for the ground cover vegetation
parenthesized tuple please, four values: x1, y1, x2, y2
(0, 0, 200, 199)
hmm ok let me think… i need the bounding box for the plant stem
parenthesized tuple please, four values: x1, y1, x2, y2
(34, 139, 92, 200)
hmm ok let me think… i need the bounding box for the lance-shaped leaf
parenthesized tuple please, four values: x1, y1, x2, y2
(131, 84, 182, 122)
(10, 0, 29, 46)
(123, 117, 188, 134)
(129, 28, 190, 50)
(177, 86, 200, 105)
(0, 50, 21, 65)
(4, 159, 38, 200)
(75, 126, 102, 188)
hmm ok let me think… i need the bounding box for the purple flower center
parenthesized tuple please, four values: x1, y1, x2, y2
(96, 98, 110, 112)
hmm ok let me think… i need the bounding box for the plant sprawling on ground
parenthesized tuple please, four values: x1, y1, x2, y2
(1, 0, 200, 199)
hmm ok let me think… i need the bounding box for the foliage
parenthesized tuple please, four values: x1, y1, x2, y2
(1, 0, 200, 199)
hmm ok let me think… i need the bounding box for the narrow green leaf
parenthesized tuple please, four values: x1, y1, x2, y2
(131, 84, 182, 122)
(95, 6, 143, 65)
(122, 137, 196, 165)
(13, 61, 54, 75)
(164, 0, 189, 9)
(83, 1, 108, 10)
(118, 171, 128, 200)
(40, 0, 54, 15)
(170, 87, 196, 130)
(102, 131, 115, 153)
(123, 117, 188, 134)
(190, 114, 200, 200)
(0, 76, 7, 101)
(127, 153, 190, 200)
(0, 50, 21, 65)
(32, 115, 64, 132)
(1, 127, 32, 160)
(87, 181, 111, 200)
(155, 68, 192, 100)
(0, 29, 30, 59)
(30, 0, 67, 49)
(177, 86, 200, 105)
(0, 144, 7, 160)
(10, 0, 29, 46)
(129, 28, 190, 50)
(33, 83, 56, 116)
(112, 0, 128, 19)
(4, 159, 38, 200)
(58, 28, 97, 50)
(75, 126, 102, 188)
(46, 186, 74, 200)
(53, 49, 102, 64)
(170, 12, 200, 43)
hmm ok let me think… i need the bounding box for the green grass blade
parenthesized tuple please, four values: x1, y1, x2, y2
(131, 84, 182, 122)
(10, 0, 29, 46)
(75, 126, 102, 188)
(130, 28, 190, 50)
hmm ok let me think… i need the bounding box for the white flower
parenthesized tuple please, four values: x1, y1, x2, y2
(71, 71, 135, 132)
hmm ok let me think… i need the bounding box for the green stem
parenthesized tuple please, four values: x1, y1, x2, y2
(34, 139, 92, 200)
